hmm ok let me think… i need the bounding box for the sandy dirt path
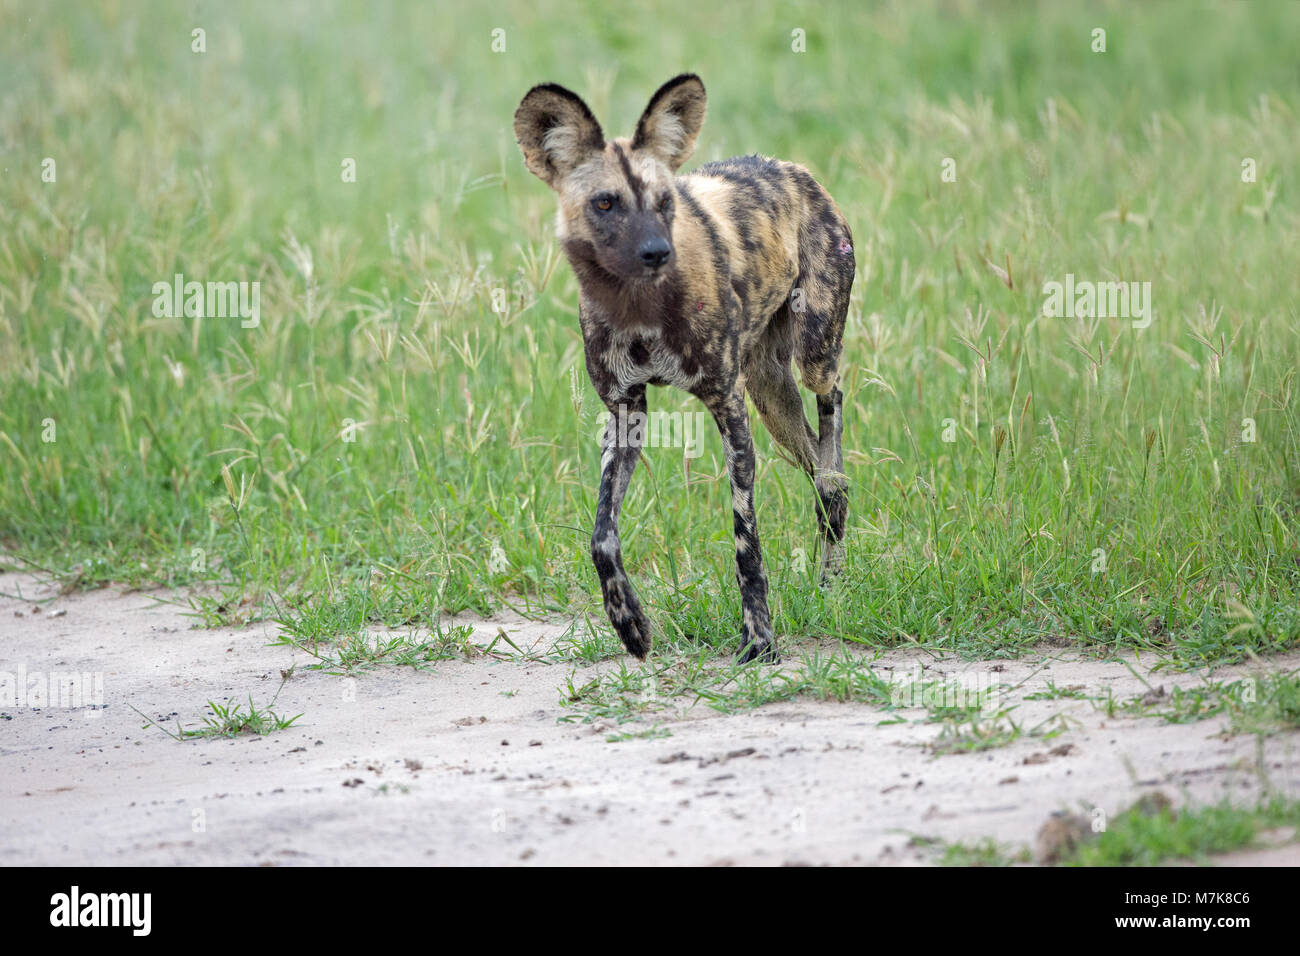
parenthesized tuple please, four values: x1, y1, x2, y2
(2, 571, 1297, 866)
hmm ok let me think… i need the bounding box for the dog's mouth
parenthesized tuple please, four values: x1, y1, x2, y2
(604, 262, 674, 285)
(630, 255, 676, 282)
(574, 241, 676, 287)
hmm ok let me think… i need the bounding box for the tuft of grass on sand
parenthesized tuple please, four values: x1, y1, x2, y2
(1100, 667, 1300, 733)
(931, 795, 1300, 866)
(130, 673, 302, 740)
(1063, 796, 1300, 867)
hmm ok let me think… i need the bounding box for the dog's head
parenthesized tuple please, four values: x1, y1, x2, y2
(514, 74, 706, 281)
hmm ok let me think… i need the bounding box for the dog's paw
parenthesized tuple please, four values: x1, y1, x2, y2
(736, 636, 780, 665)
(601, 574, 652, 659)
(614, 609, 653, 660)
(818, 548, 845, 589)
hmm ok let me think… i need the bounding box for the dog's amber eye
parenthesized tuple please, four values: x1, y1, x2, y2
(594, 197, 613, 212)
(659, 195, 672, 213)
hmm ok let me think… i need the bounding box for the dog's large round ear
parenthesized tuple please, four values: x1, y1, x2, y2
(632, 74, 706, 172)
(514, 83, 605, 188)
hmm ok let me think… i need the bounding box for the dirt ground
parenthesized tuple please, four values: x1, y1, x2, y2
(2, 571, 1298, 866)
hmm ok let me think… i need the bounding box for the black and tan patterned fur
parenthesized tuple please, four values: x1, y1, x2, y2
(514, 74, 854, 663)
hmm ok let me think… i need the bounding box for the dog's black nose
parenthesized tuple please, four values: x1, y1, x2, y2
(638, 239, 671, 269)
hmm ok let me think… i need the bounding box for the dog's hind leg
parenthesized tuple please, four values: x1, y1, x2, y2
(748, 298, 848, 586)
(746, 305, 820, 476)
(812, 387, 847, 581)
(753, 355, 846, 584)
(792, 237, 854, 584)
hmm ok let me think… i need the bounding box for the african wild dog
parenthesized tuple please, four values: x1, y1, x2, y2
(514, 74, 854, 664)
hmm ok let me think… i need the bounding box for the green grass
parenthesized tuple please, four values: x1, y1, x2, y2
(929, 795, 1300, 866)
(3, 1, 1300, 669)
(1063, 796, 1300, 866)
(1102, 667, 1300, 733)
(937, 837, 1031, 867)
(186, 695, 303, 739)
(1025, 681, 1089, 701)
(557, 646, 900, 723)
(131, 678, 302, 740)
(272, 623, 480, 673)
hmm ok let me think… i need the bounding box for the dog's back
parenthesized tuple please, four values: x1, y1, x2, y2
(681, 154, 854, 391)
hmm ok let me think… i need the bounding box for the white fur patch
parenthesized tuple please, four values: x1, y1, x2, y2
(542, 124, 587, 172)
(606, 325, 704, 394)
(647, 112, 687, 159)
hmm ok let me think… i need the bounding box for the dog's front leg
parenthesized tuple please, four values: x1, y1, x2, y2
(592, 386, 652, 658)
(708, 391, 778, 664)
